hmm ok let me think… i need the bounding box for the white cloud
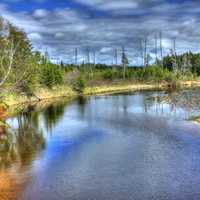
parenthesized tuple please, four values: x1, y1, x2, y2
(33, 9, 49, 18)
(1, 1, 200, 64)
(28, 32, 42, 40)
(75, 0, 139, 10)
(54, 32, 64, 38)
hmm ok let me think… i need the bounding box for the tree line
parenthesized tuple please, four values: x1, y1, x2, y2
(0, 17, 64, 97)
(0, 16, 200, 96)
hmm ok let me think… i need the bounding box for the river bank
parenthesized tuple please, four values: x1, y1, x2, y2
(2, 85, 76, 106)
(1, 80, 200, 122)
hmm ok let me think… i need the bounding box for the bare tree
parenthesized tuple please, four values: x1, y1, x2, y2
(140, 38, 144, 66)
(144, 37, 148, 67)
(86, 47, 93, 77)
(112, 48, 118, 71)
(44, 48, 50, 62)
(155, 33, 158, 65)
(74, 48, 78, 65)
(121, 46, 129, 79)
(93, 50, 96, 65)
(159, 31, 163, 68)
(114, 48, 118, 66)
(172, 38, 177, 73)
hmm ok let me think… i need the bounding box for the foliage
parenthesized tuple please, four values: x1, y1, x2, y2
(163, 52, 200, 75)
(102, 69, 120, 80)
(0, 17, 39, 95)
(0, 16, 200, 99)
(75, 76, 86, 93)
(40, 63, 64, 88)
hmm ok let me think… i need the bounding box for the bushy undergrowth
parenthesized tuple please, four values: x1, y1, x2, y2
(40, 63, 64, 88)
(79, 66, 181, 84)
(75, 76, 87, 92)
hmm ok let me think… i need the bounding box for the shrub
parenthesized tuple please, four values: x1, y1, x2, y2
(75, 76, 86, 93)
(102, 69, 118, 80)
(40, 63, 64, 88)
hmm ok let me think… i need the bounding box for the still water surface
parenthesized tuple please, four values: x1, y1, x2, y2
(1, 89, 200, 200)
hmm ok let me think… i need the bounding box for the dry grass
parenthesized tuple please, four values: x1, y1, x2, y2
(1, 79, 200, 108)
(3, 85, 76, 106)
(179, 79, 200, 88)
(83, 83, 163, 95)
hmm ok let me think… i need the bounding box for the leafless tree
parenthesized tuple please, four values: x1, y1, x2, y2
(121, 46, 129, 79)
(159, 31, 163, 68)
(114, 48, 118, 66)
(140, 38, 144, 66)
(74, 48, 78, 65)
(144, 37, 148, 67)
(172, 38, 177, 73)
(93, 50, 96, 65)
(155, 33, 158, 64)
(86, 47, 93, 77)
(44, 48, 50, 62)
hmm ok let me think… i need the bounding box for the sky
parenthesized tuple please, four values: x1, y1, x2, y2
(0, 0, 200, 65)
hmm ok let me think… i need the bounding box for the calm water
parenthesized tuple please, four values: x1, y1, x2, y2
(1, 89, 200, 200)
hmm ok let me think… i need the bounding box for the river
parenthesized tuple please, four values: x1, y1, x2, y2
(1, 89, 200, 200)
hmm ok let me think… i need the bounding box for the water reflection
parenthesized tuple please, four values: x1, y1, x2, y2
(1, 114, 44, 166)
(0, 90, 200, 200)
(0, 108, 46, 200)
(0, 99, 73, 169)
(144, 88, 200, 115)
(43, 101, 66, 132)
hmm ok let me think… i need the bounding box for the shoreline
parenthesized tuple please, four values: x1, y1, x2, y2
(4, 80, 200, 106)
(1, 80, 200, 121)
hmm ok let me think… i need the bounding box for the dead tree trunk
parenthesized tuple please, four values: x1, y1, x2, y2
(75, 48, 78, 66)
(144, 38, 148, 67)
(159, 31, 163, 68)
(155, 33, 158, 65)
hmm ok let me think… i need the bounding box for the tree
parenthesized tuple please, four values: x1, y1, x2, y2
(40, 62, 64, 88)
(0, 16, 39, 95)
(121, 47, 129, 79)
(159, 31, 163, 68)
(0, 17, 16, 88)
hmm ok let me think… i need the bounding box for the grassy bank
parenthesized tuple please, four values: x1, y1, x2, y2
(0, 79, 200, 122)
(2, 85, 76, 106)
(0, 86, 76, 120)
(83, 83, 163, 95)
(2, 79, 200, 106)
(84, 79, 200, 95)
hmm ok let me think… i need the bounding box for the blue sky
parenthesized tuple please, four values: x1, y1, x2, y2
(1, 0, 200, 65)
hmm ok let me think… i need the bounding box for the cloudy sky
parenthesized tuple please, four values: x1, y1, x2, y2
(0, 0, 200, 65)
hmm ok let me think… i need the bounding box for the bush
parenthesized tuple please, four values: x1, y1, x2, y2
(75, 76, 86, 93)
(102, 69, 119, 80)
(40, 63, 64, 88)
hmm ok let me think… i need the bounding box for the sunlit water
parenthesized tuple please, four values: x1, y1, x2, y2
(1, 89, 200, 200)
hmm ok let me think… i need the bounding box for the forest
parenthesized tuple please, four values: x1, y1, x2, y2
(0, 16, 200, 100)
